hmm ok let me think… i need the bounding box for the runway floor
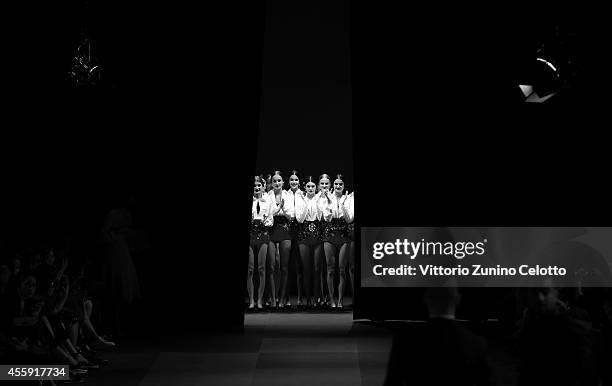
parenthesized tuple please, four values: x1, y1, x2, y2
(86, 311, 520, 385)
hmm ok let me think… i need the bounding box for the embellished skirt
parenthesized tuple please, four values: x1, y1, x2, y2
(250, 220, 270, 246)
(288, 218, 300, 240)
(347, 222, 355, 241)
(270, 216, 292, 242)
(321, 218, 350, 245)
(297, 220, 321, 246)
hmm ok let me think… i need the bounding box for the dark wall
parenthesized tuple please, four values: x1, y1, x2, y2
(350, 4, 610, 321)
(5, 1, 267, 332)
(256, 1, 352, 185)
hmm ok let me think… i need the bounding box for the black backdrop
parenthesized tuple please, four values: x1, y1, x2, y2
(256, 1, 352, 187)
(4, 1, 267, 332)
(350, 3, 611, 321)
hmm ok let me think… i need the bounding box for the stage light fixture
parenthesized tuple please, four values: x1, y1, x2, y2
(518, 55, 560, 103)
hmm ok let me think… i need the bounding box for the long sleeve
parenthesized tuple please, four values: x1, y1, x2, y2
(253, 196, 274, 225)
(295, 194, 307, 223)
(263, 200, 274, 227)
(317, 192, 333, 222)
(284, 190, 296, 220)
(343, 193, 354, 223)
(269, 191, 281, 216)
(315, 199, 323, 221)
(324, 193, 349, 220)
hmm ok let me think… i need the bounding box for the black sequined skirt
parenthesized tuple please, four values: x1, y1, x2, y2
(321, 218, 349, 245)
(270, 216, 291, 242)
(288, 218, 300, 240)
(250, 220, 270, 246)
(297, 220, 321, 246)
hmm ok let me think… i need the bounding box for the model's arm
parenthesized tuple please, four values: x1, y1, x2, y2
(318, 192, 333, 222)
(343, 194, 354, 223)
(264, 201, 275, 227)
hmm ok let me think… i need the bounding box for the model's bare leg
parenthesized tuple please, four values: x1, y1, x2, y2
(257, 243, 268, 308)
(324, 242, 337, 308)
(337, 242, 349, 308)
(267, 241, 278, 306)
(274, 242, 280, 301)
(348, 240, 355, 300)
(298, 244, 313, 305)
(278, 240, 291, 307)
(295, 244, 303, 306)
(247, 246, 255, 308)
(313, 243, 324, 304)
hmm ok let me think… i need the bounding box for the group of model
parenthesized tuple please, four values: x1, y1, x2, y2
(249, 171, 355, 310)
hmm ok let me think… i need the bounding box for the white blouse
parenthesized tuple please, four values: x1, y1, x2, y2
(295, 192, 322, 222)
(252, 195, 274, 226)
(318, 191, 350, 222)
(343, 192, 354, 223)
(284, 188, 303, 221)
(267, 189, 294, 219)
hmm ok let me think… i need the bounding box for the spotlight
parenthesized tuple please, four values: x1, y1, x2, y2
(518, 56, 560, 103)
(68, 30, 102, 88)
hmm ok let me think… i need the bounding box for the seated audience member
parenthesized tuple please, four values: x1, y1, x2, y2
(384, 279, 490, 386)
(1, 243, 113, 380)
(0, 262, 11, 297)
(35, 246, 69, 296)
(26, 250, 43, 276)
(517, 280, 597, 386)
(601, 292, 612, 386)
(64, 266, 116, 349)
(0, 274, 39, 357)
(0, 263, 19, 352)
(9, 254, 22, 282)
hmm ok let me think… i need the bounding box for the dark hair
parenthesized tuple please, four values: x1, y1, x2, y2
(19, 274, 36, 286)
(289, 170, 300, 180)
(254, 175, 264, 184)
(302, 176, 316, 190)
(334, 174, 344, 182)
(41, 244, 54, 256)
(318, 173, 331, 183)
